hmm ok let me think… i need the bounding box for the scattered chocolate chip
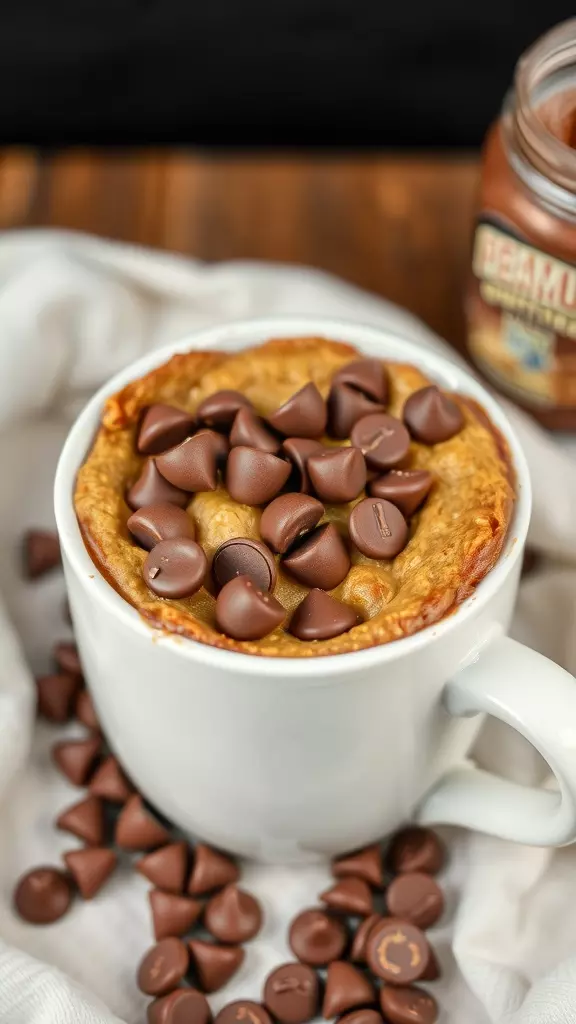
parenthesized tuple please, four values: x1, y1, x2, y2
(36, 673, 80, 722)
(115, 794, 171, 851)
(53, 641, 83, 677)
(215, 1000, 272, 1024)
(89, 755, 133, 803)
(127, 460, 189, 511)
(156, 434, 219, 493)
(349, 498, 408, 560)
(215, 576, 285, 641)
(188, 844, 239, 896)
(188, 939, 245, 992)
(307, 447, 367, 504)
(289, 908, 347, 966)
(137, 937, 190, 996)
(322, 960, 376, 1018)
(63, 847, 117, 899)
(350, 414, 410, 472)
(128, 503, 196, 551)
(226, 447, 291, 505)
(338, 1011, 384, 1024)
(321, 877, 373, 917)
(268, 383, 327, 439)
(144, 537, 207, 599)
(387, 827, 445, 876)
(204, 884, 262, 944)
(403, 386, 464, 445)
(149, 888, 203, 940)
(289, 589, 359, 642)
(386, 872, 444, 929)
(56, 795, 105, 846)
(230, 408, 281, 453)
(212, 538, 277, 592)
(283, 523, 350, 590)
(334, 359, 389, 403)
(138, 405, 196, 455)
(148, 989, 212, 1024)
(260, 493, 325, 554)
(137, 841, 189, 894)
(23, 529, 61, 580)
(350, 914, 383, 963)
(328, 384, 386, 439)
(282, 438, 324, 493)
(420, 946, 441, 981)
(369, 470, 433, 518)
(197, 390, 252, 429)
(13, 867, 73, 924)
(366, 919, 429, 984)
(264, 962, 319, 1024)
(380, 985, 438, 1024)
(75, 689, 101, 732)
(52, 736, 102, 786)
(333, 845, 383, 889)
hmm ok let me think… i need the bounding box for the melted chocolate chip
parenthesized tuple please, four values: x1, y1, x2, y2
(212, 538, 277, 592)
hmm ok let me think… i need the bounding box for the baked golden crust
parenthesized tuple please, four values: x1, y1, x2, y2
(75, 337, 515, 657)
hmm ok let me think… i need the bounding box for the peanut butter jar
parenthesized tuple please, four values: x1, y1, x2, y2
(467, 18, 576, 429)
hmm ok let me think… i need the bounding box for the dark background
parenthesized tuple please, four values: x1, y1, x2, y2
(0, 2, 574, 147)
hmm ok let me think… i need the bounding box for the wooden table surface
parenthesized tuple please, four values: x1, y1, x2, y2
(0, 149, 479, 350)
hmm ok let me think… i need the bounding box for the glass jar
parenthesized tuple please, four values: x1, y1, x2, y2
(467, 18, 576, 428)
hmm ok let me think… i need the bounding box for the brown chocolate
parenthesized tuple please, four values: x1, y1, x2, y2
(321, 877, 373, 917)
(197, 390, 252, 429)
(348, 498, 408, 560)
(89, 755, 134, 803)
(13, 867, 72, 924)
(387, 827, 445, 876)
(260, 493, 324, 554)
(204, 884, 262, 943)
(215, 576, 285, 641)
(386, 872, 444, 930)
(212, 538, 277, 592)
(53, 640, 83, 677)
(137, 937, 190, 996)
(115, 794, 171, 851)
(138, 404, 195, 455)
(334, 359, 389, 403)
(369, 470, 433, 518)
(148, 989, 212, 1024)
(226, 447, 291, 505)
(75, 689, 101, 732)
(282, 438, 324, 493)
(215, 1001, 272, 1024)
(332, 845, 384, 889)
(149, 888, 203, 940)
(143, 537, 207, 599)
(126, 459, 189, 511)
(56, 795, 105, 846)
(23, 529, 61, 579)
(403, 386, 464, 445)
(322, 960, 376, 1018)
(350, 414, 410, 472)
(156, 434, 219, 493)
(263, 962, 319, 1024)
(366, 919, 429, 984)
(420, 946, 441, 981)
(380, 985, 438, 1024)
(307, 447, 367, 504)
(328, 384, 385, 439)
(36, 673, 80, 722)
(188, 939, 245, 992)
(52, 736, 102, 786)
(282, 523, 350, 590)
(196, 428, 230, 465)
(268, 383, 327, 438)
(187, 844, 239, 896)
(289, 908, 347, 966)
(230, 407, 281, 453)
(350, 914, 382, 963)
(137, 841, 189, 894)
(289, 589, 359, 642)
(63, 847, 117, 899)
(338, 1011, 384, 1024)
(128, 503, 195, 550)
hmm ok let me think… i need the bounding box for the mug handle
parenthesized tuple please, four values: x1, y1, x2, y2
(417, 635, 576, 846)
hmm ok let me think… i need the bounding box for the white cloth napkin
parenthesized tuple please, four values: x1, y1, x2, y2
(1, 229, 576, 1024)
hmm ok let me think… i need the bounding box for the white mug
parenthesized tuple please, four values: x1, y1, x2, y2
(55, 317, 576, 862)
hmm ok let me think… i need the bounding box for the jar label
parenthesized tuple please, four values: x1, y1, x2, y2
(467, 217, 576, 408)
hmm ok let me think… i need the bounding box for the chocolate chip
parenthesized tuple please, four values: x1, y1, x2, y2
(350, 414, 410, 472)
(148, 989, 212, 1024)
(289, 908, 347, 966)
(322, 960, 376, 1018)
(260, 494, 325, 554)
(156, 434, 218, 493)
(283, 523, 350, 590)
(268, 383, 327, 438)
(212, 538, 277, 592)
(264, 963, 319, 1024)
(196, 428, 231, 465)
(14, 867, 73, 924)
(127, 460, 189, 511)
(380, 986, 438, 1024)
(403, 386, 464, 445)
(334, 359, 389, 403)
(57, 795, 105, 846)
(115, 794, 171, 850)
(36, 672, 80, 722)
(321, 878, 373, 916)
(137, 841, 189, 894)
(282, 438, 324, 493)
(328, 384, 386, 439)
(128, 503, 195, 550)
(230, 407, 281, 453)
(188, 939, 245, 992)
(23, 529, 61, 579)
(215, 1000, 273, 1024)
(366, 919, 429, 984)
(149, 888, 203, 940)
(333, 845, 383, 889)
(349, 498, 408, 560)
(387, 827, 445, 876)
(204, 884, 262, 943)
(386, 872, 444, 929)
(215, 576, 285, 641)
(137, 937, 190, 996)
(144, 538, 207, 599)
(226, 447, 291, 505)
(52, 736, 102, 786)
(350, 915, 383, 963)
(89, 755, 134, 803)
(307, 447, 367, 504)
(289, 589, 359, 641)
(338, 1011, 384, 1024)
(420, 946, 441, 981)
(369, 470, 433, 518)
(75, 689, 101, 732)
(187, 844, 239, 896)
(137, 405, 196, 455)
(53, 641, 83, 677)
(197, 390, 252, 429)
(63, 847, 117, 899)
